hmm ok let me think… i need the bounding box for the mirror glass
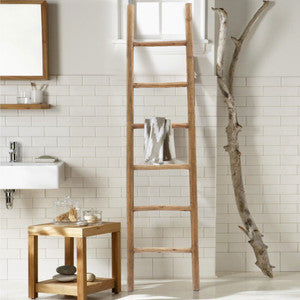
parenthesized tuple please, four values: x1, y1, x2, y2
(0, 1, 48, 79)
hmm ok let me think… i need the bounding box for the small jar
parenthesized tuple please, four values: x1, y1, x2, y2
(17, 91, 31, 104)
(53, 196, 80, 224)
(82, 209, 102, 224)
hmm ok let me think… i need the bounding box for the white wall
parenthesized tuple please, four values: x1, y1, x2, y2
(48, 0, 119, 75)
(0, 75, 217, 280)
(216, 0, 300, 77)
(47, 0, 216, 76)
(216, 0, 300, 273)
(0, 0, 218, 281)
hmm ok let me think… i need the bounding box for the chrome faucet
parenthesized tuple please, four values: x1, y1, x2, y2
(9, 141, 18, 162)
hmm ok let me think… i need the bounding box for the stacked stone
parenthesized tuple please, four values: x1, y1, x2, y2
(53, 265, 95, 282)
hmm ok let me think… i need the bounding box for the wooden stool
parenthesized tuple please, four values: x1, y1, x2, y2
(28, 222, 121, 300)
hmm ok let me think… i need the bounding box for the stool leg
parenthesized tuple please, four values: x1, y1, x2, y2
(64, 237, 74, 265)
(77, 237, 87, 300)
(28, 235, 38, 299)
(112, 231, 121, 293)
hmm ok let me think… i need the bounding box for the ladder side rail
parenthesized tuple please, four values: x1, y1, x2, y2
(185, 3, 200, 291)
(126, 4, 135, 293)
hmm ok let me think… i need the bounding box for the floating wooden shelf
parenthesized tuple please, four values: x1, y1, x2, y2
(0, 104, 51, 110)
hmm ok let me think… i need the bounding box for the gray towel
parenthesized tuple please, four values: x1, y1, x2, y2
(144, 117, 176, 165)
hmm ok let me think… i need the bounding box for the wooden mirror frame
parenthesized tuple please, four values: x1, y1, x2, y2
(0, 0, 48, 80)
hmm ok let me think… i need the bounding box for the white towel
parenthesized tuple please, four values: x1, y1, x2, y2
(144, 117, 176, 165)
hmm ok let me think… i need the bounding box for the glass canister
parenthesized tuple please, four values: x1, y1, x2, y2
(82, 209, 102, 225)
(53, 196, 80, 224)
(17, 91, 31, 104)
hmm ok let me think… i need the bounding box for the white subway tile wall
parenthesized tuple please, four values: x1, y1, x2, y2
(0, 75, 216, 280)
(217, 76, 300, 273)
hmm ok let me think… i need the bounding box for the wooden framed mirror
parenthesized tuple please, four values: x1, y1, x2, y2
(0, 0, 48, 80)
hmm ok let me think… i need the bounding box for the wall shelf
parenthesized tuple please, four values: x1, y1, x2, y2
(0, 104, 51, 109)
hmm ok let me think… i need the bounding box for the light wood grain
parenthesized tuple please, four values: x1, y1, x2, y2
(133, 164, 189, 170)
(0, 104, 51, 109)
(41, 0, 49, 79)
(36, 278, 114, 296)
(64, 237, 74, 265)
(134, 40, 186, 47)
(134, 206, 191, 211)
(133, 123, 189, 129)
(112, 231, 121, 293)
(126, 3, 135, 293)
(86, 278, 115, 295)
(28, 235, 38, 299)
(1, 0, 44, 3)
(36, 279, 77, 296)
(28, 222, 121, 298)
(0, 0, 49, 80)
(82, 222, 120, 237)
(185, 3, 200, 291)
(134, 247, 192, 253)
(28, 222, 120, 238)
(126, 3, 199, 291)
(133, 82, 187, 88)
(77, 237, 87, 300)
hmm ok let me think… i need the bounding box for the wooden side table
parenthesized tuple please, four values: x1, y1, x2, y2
(28, 222, 121, 300)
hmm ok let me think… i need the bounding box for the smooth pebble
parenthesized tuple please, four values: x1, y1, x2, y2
(53, 274, 76, 282)
(56, 265, 76, 275)
(87, 273, 96, 282)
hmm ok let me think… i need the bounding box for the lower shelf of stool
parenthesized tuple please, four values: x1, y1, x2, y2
(36, 277, 115, 296)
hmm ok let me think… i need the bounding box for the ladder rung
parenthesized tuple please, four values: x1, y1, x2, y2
(133, 40, 187, 47)
(134, 205, 191, 211)
(134, 247, 192, 253)
(133, 82, 188, 88)
(132, 123, 189, 129)
(133, 164, 190, 170)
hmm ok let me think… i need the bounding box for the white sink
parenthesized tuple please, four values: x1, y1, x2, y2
(0, 161, 65, 189)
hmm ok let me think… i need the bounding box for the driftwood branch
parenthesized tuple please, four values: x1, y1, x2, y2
(213, 1, 275, 278)
(228, 1, 271, 93)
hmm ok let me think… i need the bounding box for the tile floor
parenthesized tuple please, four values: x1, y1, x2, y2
(1, 272, 300, 299)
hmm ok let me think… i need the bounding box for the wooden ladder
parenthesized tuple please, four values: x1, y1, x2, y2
(126, 3, 199, 291)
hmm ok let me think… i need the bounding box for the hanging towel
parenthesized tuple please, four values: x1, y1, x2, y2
(144, 117, 176, 165)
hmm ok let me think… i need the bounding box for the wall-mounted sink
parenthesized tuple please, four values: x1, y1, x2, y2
(0, 161, 65, 189)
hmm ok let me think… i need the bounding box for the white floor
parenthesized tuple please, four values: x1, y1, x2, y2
(2, 272, 300, 300)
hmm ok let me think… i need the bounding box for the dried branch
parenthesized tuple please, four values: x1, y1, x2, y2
(212, 8, 231, 102)
(213, 1, 274, 278)
(228, 1, 271, 93)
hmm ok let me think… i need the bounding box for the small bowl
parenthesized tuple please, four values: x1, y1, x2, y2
(82, 209, 102, 225)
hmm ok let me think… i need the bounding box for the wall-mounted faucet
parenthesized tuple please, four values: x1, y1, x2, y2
(4, 189, 15, 209)
(9, 141, 18, 162)
(5, 142, 18, 208)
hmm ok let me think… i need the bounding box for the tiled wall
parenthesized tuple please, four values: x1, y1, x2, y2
(216, 76, 300, 272)
(0, 75, 217, 280)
